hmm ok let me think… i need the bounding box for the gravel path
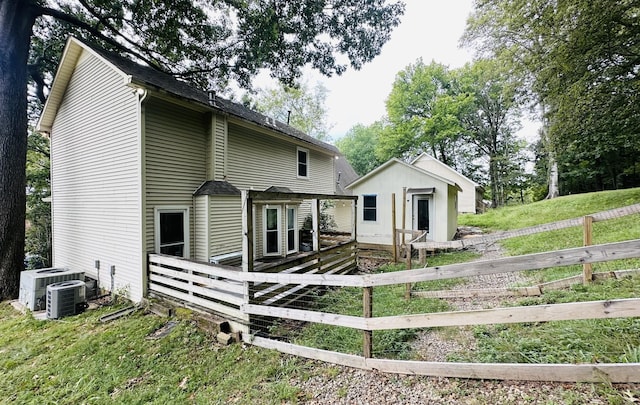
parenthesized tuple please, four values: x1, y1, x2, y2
(288, 243, 640, 404)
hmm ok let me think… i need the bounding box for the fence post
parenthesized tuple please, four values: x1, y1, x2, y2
(363, 286, 373, 358)
(583, 215, 593, 284)
(391, 193, 397, 263)
(405, 244, 412, 300)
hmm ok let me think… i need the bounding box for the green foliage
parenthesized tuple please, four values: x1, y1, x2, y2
(381, 60, 468, 165)
(295, 277, 451, 359)
(29, 1, 406, 92)
(0, 304, 303, 404)
(457, 275, 640, 364)
(459, 187, 640, 231)
(380, 58, 526, 207)
(25, 131, 51, 266)
(250, 81, 332, 141)
(464, 0, 640, 195)
(335, 122, 385, 175)
(459, 187, 640, 282)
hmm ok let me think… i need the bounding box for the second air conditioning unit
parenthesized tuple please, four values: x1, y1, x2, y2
(46, 280, 87, 319)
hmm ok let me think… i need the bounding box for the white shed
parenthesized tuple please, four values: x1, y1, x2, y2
(346, 158, 461, 247)
(411, 153, 485, 214)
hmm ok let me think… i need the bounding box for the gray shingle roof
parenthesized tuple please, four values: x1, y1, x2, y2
(193, 180, 241, 196)
(87, 40, 339, 155)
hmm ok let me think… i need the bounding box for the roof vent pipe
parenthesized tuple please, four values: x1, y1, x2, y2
(287, 110, 291, 125)
(207, 90, 216, 106)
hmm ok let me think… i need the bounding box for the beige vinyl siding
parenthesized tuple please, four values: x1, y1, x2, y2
(212, 115, 227, 180)
(50, 50, 142, 300)
(144, 98, 207, 257)
(194, 195, 209, 261)
(226, 123, 334, 194)
(209, 196, 242, 256)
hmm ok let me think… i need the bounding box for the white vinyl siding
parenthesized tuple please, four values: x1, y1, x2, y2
(144, 98, 207, 258)
(412, 155, 479, 213)
(226, 123, 334, 194)
(49, 50, 142, 300)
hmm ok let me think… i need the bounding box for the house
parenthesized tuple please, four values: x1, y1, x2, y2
(411, 153, 485, 214)
(37, 37, 351, 302)
(346, 158, 461, 247)
(330, 154, 360, 233)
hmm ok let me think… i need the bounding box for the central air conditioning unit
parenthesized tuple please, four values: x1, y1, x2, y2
(18, 268, 84, 311)
(46, 280, 87, 319)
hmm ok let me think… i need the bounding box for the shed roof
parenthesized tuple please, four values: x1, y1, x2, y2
(410, 153, 483, 189)
(346, 158, 462, 192)
(38, 37, 339, 156)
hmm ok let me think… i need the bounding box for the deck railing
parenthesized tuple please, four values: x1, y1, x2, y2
(147, 240, 357, 321)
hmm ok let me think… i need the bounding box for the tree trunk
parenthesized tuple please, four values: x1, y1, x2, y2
(546, 152, 560, 199)
(0, 0, 35, 299)
(489, 155, 500, 208)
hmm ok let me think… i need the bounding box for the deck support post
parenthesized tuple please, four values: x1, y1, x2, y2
(241, 190, 253, 320)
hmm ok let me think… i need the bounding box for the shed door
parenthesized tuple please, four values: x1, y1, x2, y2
(412, 195, 433, 239)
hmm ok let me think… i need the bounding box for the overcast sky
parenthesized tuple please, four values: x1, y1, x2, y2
(314, 0, 476, 139)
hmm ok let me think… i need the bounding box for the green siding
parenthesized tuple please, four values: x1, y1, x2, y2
(144, 98, 207, 258)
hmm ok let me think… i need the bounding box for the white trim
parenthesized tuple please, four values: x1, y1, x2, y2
(412, 194, 434, 240)
(362, 194, 377, 223)
(286, 206, 298, 254)
(296, 147, 309, 179)
(263, 205, 282, 256)
(154, 206, 190, 258)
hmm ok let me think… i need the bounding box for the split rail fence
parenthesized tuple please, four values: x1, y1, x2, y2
(149, 237, 640, 383)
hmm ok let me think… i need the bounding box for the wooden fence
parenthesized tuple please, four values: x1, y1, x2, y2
(149, 238, 640, 383)
(148, 241, 357, 322)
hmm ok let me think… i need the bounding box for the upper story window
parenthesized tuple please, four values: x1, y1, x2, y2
(363, 195, 377, 222)
(297, 147, 309, 178)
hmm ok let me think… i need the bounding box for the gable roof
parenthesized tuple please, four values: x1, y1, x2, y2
(410, 153, 481, 188)
(37, 37, 338, 155)
(346, 158, 462, 191)
(335, 155, 359, 195)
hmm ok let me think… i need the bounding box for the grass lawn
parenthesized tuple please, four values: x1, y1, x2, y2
(2, 188, 639, 403)
(0, 303, 307, 404)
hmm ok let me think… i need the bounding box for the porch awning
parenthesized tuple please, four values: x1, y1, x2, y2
(406, 187, 435, 194)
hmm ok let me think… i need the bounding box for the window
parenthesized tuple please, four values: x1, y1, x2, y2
(154, 207, 189, 258)
(297, 147, 308, 178)
(264, 206, 281, 256)
(286, 207, 297, 253)
(363, 195, 377, 222)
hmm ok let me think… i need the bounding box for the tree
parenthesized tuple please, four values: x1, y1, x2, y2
(336, 121, 386, 176)
(0, 0, 405, 300)
(251, 81, 332, 141)
(463, 0, 640, 196)
(378, 58, 525, 206)
(380, 60, 470, 166)
(457, 59, 523, 207)
(25, 131, 51, 268)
